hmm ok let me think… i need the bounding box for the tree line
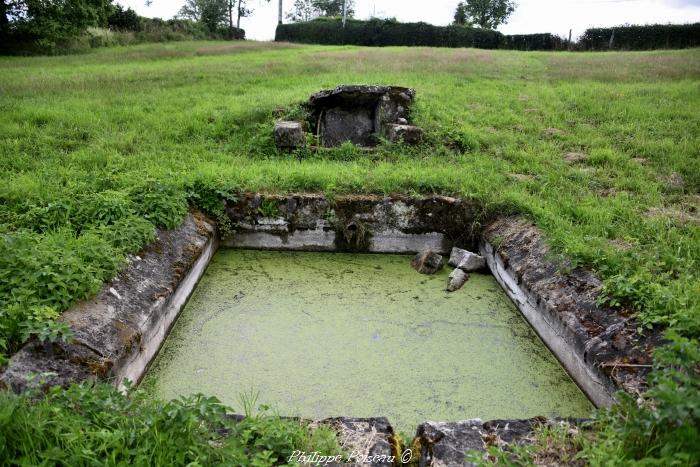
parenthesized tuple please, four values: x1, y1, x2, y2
(0, 0, 250, 53)
(176, 0, 353, 31)
(0, 0, 362, 54)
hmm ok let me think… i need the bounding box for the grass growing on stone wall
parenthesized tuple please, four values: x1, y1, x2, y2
(0, 41, 698, 463)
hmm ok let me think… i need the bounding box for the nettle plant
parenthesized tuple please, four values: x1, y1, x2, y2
(0, 382, 343, 466)
(186, 179, 239, 238)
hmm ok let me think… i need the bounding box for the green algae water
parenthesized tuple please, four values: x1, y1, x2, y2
(142, 250, 592, 432)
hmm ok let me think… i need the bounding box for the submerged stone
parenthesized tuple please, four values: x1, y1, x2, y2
(411, 250, 444, 275)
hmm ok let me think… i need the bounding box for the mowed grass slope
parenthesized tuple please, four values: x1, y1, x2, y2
(0, 42, 698, 360)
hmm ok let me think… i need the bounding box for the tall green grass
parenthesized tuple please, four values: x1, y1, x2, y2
(1, 43, 698, 360)
(0, 39, 698, 466)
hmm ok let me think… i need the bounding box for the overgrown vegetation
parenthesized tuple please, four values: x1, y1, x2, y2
(0, 0, 244, 55)
(0, 382, 342, 465)
(0, 42, 698, 463)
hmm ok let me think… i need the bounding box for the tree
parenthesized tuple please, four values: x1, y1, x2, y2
(11, 0, 113, 43)
(108, 4, 140, 31)
(230, 0, 270, 29)
(286, 0, 312, 22)
(315, 0, 352, 17)
(0, 0, 11, 39)
(453, 2, 469, 26)
(178, 0, 227, 33)
(286, 0, 354, 23)
(455, 0, 515, 29)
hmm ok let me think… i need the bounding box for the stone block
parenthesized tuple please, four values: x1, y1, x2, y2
(320, 107, 375, 147)
(447, 268, 469, 292)
(385, 124, 423, 145)
(274, 121, 304, 149)
(417, 420, 484, 467)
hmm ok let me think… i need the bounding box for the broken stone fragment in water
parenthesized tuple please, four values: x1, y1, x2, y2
(411, 250, 444, 275)
(274, 85, 424, 149)
(447, 268, 470, 292)
(448, 247, 486, 272)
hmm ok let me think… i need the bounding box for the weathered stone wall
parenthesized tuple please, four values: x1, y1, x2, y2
(222, 193, 479, 254)
(480, 216, 660, 405)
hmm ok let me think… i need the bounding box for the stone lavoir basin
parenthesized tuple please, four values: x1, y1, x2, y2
(141, 249, 592, 433)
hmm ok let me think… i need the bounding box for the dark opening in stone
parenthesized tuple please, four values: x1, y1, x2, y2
(309, 85, 416, 147)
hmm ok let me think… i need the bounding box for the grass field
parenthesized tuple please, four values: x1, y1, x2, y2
(0, 41, 699, 464)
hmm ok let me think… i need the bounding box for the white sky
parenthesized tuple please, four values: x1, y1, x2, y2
(118, 0, 700, 41)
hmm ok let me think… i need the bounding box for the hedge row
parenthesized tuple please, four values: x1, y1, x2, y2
(276, 18, 562, 50)
(501, 33, 566, 51)
(580, 23, 700, 50)
(276, 18, 700, 52)
(276, 18, 503, 49)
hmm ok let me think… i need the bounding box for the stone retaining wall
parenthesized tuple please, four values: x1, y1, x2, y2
(223, 193, 479, 254)
(480, 217, 659, 405)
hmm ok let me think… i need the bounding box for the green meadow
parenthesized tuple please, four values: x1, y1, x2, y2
(0, 41, 699, 464)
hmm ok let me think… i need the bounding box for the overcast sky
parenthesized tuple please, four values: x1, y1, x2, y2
(118, 0, 700, 41)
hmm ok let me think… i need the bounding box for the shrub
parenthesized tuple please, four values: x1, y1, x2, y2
(89, 216, 155, 253)
(580, 23, 700, 51)
(276, 18, 700, 51)
(186, 179, 238, 237)
(501, 33, 565, 51)
(130, 181, 187, 229)
(276, 18, 502, 49)
(76, 190, 137, 227)
(86, 27, 117, 48)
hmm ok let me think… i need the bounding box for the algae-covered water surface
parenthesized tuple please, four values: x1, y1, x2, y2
(142, 250, 592, 432)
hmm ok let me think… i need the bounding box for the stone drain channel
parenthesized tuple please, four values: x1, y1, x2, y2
(1, 194, 656, 465)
